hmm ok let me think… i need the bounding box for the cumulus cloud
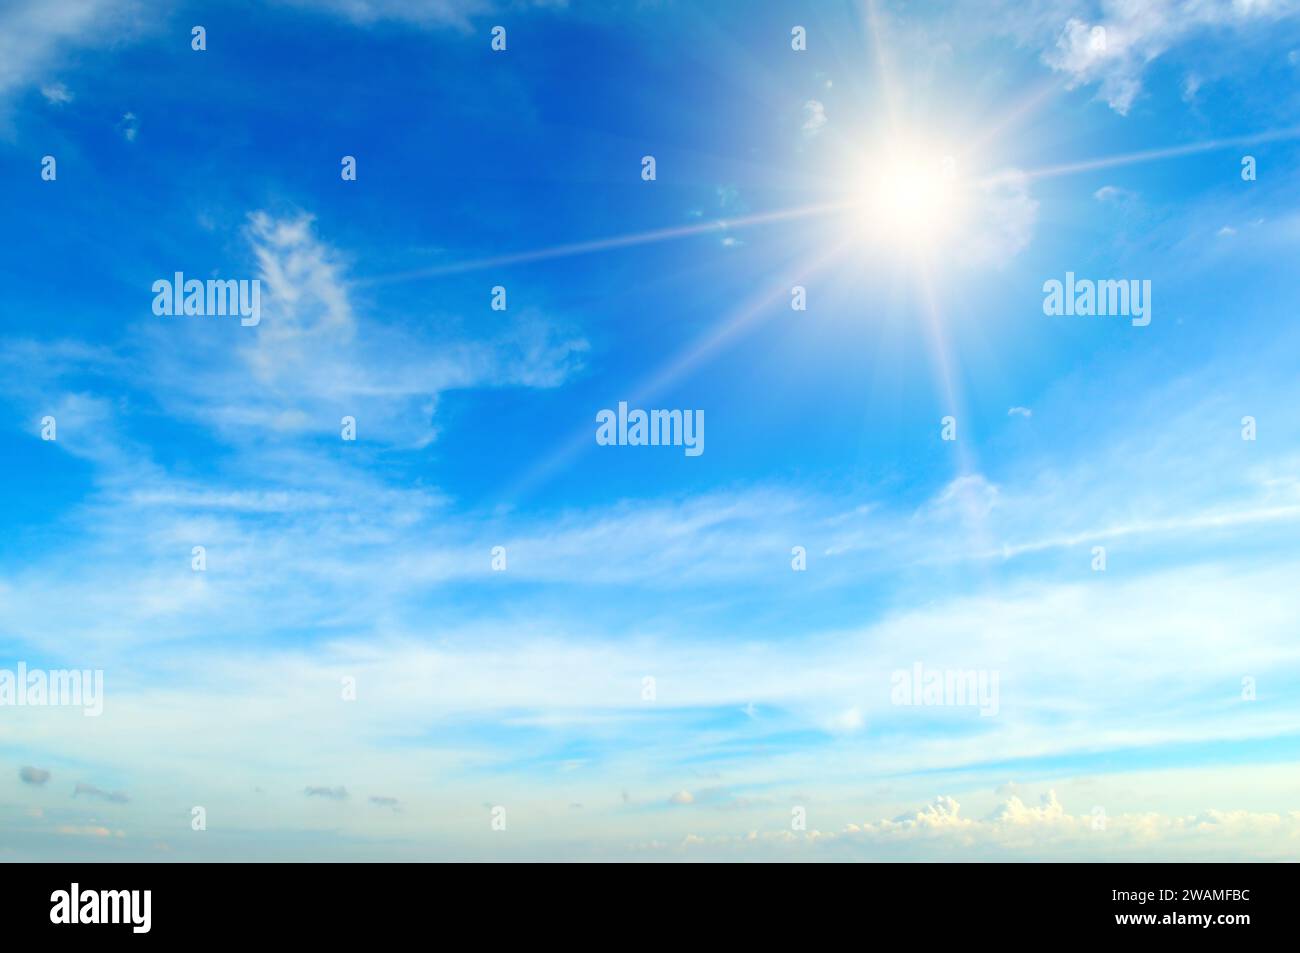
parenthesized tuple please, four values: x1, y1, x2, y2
(20, 766, 50, 785)
(1041, 1, 1300, 115)
(669, 790, 694, 805)
(839, 790, 1300, 858)
(801, 99, 827, 137)
(664, 791, 1300, 859)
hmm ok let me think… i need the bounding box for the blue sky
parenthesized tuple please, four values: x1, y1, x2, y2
(3, 0, 1300, 860)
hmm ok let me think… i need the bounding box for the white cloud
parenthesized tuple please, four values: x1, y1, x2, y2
(5, 491, 1300, 857)
(958, 169, 1039, 268)
(801, 99, 827, 137)
(54, 825, 121, 838)
(279, 0, 550, 30)
(0, 0, 146, 114)
(1042, 1, 1300, 115)
(40, 82, 72, 104)
(304, 786, 349, 800)
(1093, 184, 1136, 203)
(140, 211, 587, 448)
(665, 790, 1300, 859)
(842, 790, 1300, 858)
(825, 707, 866, 734)
(20, 766, 51, 785)
(928, 472, 1000, 521)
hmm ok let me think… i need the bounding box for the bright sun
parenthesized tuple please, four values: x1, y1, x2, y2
(854, 140, 966, 249)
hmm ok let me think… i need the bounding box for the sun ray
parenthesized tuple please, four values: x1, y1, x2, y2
(497, 239, 857, 503)
(960, 74, 1068, 160)
(913, 260, 1002, 577)
(983, 125, 1300, 185)
(360, 202, 851, 286)
(865, 0, 902, 137)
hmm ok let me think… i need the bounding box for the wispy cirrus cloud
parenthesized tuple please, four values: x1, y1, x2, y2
(277, 0, 558, 30)
(305, 786, 349, 800)
(139, 211, 587, 449)
(5, 0, 1300, 863)
(73, 782, 129, 804)
(0, 0, 150, 115)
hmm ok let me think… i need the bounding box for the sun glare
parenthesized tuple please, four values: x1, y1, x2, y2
(853, 140, 966, 249)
